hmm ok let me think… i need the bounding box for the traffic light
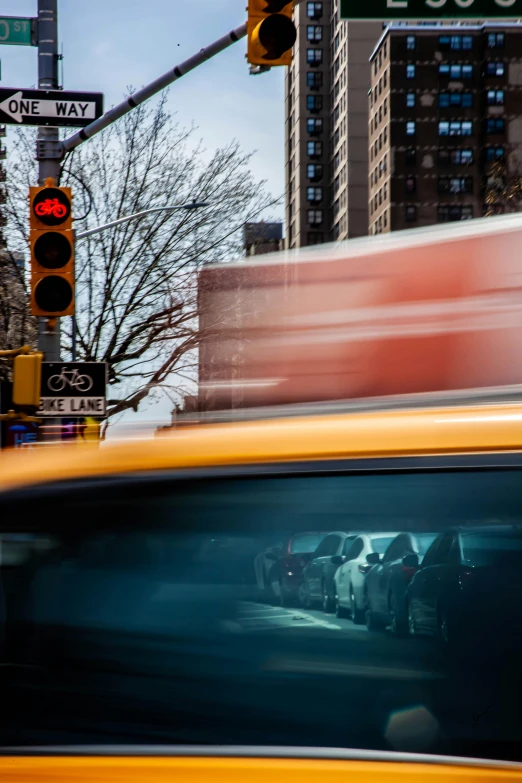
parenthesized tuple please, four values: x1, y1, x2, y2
(12, 352, 43, 410)
(29, 178, 74, 317)
(247, 0, 296, 67)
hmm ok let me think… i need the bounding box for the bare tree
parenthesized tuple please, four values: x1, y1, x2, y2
(0, 251, 37, 381)
(4, 93, 279, 416)
(484, 152, 522, 216)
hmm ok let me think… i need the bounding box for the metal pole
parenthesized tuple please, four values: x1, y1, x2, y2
(61, 23, 247, 155)
(37, 0, 61, 362)
(75, 203, 208, 240)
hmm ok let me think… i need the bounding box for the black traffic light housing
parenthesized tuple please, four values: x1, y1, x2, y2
(247, 0, 296, 67)
(30, 179, 75, 317)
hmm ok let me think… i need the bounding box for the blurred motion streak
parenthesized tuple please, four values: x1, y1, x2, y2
(198, 218, 522, 411)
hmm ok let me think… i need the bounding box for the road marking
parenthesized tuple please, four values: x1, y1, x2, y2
(291, 610, 342, 630)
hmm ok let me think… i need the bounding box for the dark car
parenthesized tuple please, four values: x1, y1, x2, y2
(299, 532, 359, 612)
(265, 532, 327, 606)
(406, 526, 522, 649)
(364, 532, 437, 634)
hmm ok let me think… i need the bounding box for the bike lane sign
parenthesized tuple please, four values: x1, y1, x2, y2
(38, 362, 107, 417)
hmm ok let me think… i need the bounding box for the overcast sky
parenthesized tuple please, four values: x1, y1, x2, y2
(0, 0, 285, 435)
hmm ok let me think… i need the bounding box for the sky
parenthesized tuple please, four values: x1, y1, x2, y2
(0, 0, 286, 436)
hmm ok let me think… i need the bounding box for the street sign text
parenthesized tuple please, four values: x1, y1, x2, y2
(341, 0, 521, 18)
(0, 17, 35, 47)
(0, 89, 104, 127)
(38, 362, 107, 418)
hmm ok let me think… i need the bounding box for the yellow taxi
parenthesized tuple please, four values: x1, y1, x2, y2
(0, 402, 521, 782)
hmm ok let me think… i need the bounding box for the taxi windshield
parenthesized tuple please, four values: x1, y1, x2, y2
(0, 462, 521, 762)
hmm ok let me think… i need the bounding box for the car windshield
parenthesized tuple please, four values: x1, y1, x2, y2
(416, 533, 438, 555)
(1, 464, 522, 763)
(290, 533, 326, 553)
(461, 530, 522, 567)
(372, 536, 396, 554)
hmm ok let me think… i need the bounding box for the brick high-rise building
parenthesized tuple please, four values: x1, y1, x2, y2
(285, 1, 381, 248)
(368, 22, 522, 235)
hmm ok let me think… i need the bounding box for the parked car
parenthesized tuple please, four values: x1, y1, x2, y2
(364, 532, 437, 634)
(334, 533, 398, 622)
(299, 532, 359, 612)
(254, 540, 284, 598)
(264, 532, 328, 606)
(406, 526, 522, 648)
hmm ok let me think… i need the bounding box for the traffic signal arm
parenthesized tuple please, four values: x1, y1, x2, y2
(247, 0, 296, 66)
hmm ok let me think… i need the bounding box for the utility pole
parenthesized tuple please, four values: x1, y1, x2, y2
(36, 0, 61, 361)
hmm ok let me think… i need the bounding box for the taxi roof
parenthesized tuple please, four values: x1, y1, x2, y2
(0, 403, 521, 495)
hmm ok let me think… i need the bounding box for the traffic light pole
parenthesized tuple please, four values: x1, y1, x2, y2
(37, 0, 61, 362)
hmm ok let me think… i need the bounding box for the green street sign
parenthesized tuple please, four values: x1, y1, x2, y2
(341, 0, 522, 18)
(0, 17, 35, 47)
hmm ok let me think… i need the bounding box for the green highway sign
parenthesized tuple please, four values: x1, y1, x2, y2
(341, 0, 522, 18)
(0, 17, 35, 47)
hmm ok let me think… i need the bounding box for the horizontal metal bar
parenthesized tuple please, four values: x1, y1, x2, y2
(61, 23, 247, 155)
(75, 203, 206, 240)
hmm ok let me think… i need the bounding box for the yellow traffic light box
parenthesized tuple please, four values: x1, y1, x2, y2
(12, 352, 43, 410)
(29, 178, 75, 317)
(247, 0, 296, 67)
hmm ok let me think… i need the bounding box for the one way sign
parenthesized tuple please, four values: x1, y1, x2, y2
(0, 88, 104, 127)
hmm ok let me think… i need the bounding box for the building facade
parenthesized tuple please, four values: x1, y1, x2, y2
(285, 1, 381, 248)
(369, 23, 522, 235)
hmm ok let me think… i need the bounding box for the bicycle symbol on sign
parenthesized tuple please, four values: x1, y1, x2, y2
(35, 198, 67, 219)
(47, 367, 93, 393)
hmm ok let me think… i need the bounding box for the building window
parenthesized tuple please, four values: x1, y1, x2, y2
(307, 231, 324, 245)
(405, 205, 417, 222)
(487, 118, 505, 134)
(307, 48, 323, 65)
(439, 148, 473, 165)
(406, 64, 416, 79)
(384, 97, 387, 115)
(406, 35, 416, 50)
(307, 71, 323, 89)
(307, 2, 323, 19)
(405, 147, 417, 165)
(438, 204, 473, 222)
(439, 92, 473, 108)
(439, 176, 473, 194)
(487, 89, 504, 105)
(439, 63, 473, 79)
(307, 25, 323, 42)
(439, 120, 472, 136)
(307, 186, 323, 203)
(307, 94, 323, 112)
(406, 121, 416, 136)
(487, 32, 505, 48)
(486, 61, 505, 76)
(307, 163, 323, 181)
(405, 175, 416, 193)
(307, 140, 323, 157)
(308, 209, 323, 226)
(440, 34, 473, 51)
(485, 146, 505, 162)
(307, 118, 323, 135)
(406, 91, 416, 108)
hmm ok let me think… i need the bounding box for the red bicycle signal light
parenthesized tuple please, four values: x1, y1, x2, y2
(30, 185, 72, 230)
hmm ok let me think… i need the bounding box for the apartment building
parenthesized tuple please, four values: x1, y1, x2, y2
(285, 1, 381, 247)
(369, 23, 522, 234)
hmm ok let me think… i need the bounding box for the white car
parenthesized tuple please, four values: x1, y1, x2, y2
(334, 533, 399, 623)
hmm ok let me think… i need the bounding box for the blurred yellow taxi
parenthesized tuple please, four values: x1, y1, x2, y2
(0, 402, 521, 781)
